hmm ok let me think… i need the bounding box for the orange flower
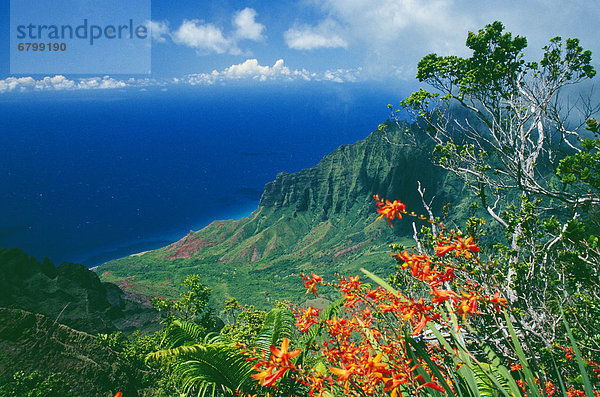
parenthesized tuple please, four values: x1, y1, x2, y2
(270, 337, 301, 367)
(383, 368, 409, 397)
(329, 365, 355, 383)
(114, 393, 122, 397)
(430, 287, 458, 304)
(296, 307, 320, 333)
(374, 195, 406, 227)
(545, 381, 556, 397)
(566, 350, 575, 361)
(339, 274, 363, 307)
(302, 272, 323, 295)
(435, 235, 479, 258)
(413, 316, 430, 336)
(434, 240, 456, 257)
(419, 382, 446, 392)
(307, 375, 327, 397)
(251, 338, 301, 387)
(489, 291, 507, 312)
(251, 366, 288, 387)
(454, 292, 481, 320)
(454, 236, 479, 259)
(365, 287, 386, 302)
(362, 352, 388, 377)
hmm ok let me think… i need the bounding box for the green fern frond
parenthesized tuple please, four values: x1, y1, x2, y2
(254, 307, 296, 353)
(146, 343, 207, 364)
(173, 344, 256, 397)
(163, 320, 206, 348)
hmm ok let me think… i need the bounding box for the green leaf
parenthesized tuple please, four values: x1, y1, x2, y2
(360, 267, 396, 292)
(561, 307, 594, 397)
(406, 335, 454, 395)
(254, 307, 296, 354)
(504, 311, 542, 397)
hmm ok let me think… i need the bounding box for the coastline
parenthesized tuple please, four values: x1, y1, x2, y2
(86, 204, 258, 269)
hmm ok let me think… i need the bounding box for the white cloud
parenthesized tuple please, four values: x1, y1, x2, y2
(286, 0, 473, 78)
(166, 8, 266, 55)
(316, 0, 473, 52)
(77, 76, 128, 90)
(145, 20, 169, 43)
(35, 75, 76, 90)
(171, 20, 232, 54)
(233, 8, 266, 41)
(0, 75, 131, 93)
(322, 68, 362, 83)
(182, 59, 362, 85)
(0, 77, 36, 93)
(184, 59, 305, 84)
(223, 59, 289, 80)
(0, 60, 364, 94)
(295, 0, 600, 80)
(284, 19, 348, 50)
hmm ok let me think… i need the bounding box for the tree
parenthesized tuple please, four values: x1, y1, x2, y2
(399, 21, 597, 211)
(219, 298, 267, 346)
(152, 274, 213, 327)
(389, 21, 599, 354)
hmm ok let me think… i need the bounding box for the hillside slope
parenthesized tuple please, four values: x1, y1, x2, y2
(99, 124, 467, 307)
(0, 248, 159, 334)
(0, 308, 148, 396)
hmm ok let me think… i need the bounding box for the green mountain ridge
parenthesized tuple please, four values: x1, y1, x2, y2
(99, 124, 468, 307)
(0, 248, 159, 335)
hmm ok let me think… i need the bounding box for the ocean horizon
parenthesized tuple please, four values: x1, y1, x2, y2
(0, 82, 408, 267)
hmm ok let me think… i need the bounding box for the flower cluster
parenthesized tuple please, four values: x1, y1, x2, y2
(374, 195, 406, 227)
(248, 197, 514, 396)
(434, 235, 480, 259)
(302, 272, 323, 296)
(300, 308, 448, 397)
(246, 196, 600, 397)
(295, 307, 320, 333)
(558, 346, 600, 396)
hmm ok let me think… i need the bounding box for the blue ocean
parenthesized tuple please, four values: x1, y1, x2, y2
(0, 82, 405, 266)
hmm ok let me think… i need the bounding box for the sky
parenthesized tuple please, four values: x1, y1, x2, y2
(0, 0, 599, 93)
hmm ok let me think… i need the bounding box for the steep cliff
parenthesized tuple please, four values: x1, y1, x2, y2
(99, 124, 466, 307)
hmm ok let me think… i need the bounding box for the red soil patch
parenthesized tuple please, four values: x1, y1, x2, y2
(251, 247, 260, 263)
(334, 243, 362, 258)
(166, 231, 215, 260)
(333, 235, 379, 259)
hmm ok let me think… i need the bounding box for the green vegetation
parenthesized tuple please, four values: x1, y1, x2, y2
(99, 123, 470, 308)
(128, 20, 599, 397)
(392, 20, 600, 360)
(0, 370, 79, 397)
(0, 308, 144, 396)
(0, 248, 159, 334)
(1, 20, 598, 397)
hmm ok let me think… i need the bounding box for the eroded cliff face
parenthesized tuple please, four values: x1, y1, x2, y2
(163, 125, 451, 264)
(100, 124, 464, 307)
(0, 248, 159, 334)
(258, 125, 444, 221)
